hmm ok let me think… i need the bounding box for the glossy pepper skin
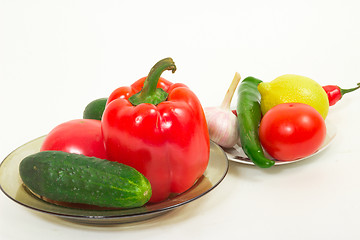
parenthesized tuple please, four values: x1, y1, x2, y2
(101, 58, 210, 202)
(322, 83, 360, 106)
(236, 77, 275, 168)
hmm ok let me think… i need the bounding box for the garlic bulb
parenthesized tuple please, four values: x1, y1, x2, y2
(204, 72, 241, 148)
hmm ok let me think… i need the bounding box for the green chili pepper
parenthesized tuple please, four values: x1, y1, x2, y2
(236, 76, 275, 168)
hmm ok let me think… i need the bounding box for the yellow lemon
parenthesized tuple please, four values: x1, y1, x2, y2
(258, 74, 329, 119)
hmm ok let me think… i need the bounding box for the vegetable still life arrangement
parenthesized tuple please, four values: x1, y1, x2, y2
(14, 57, 210, 210)
(218, 74, 359, 167)
(1, 56, 359, 224)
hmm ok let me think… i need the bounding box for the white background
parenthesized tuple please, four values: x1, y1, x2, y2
(1, 0, 360, 239)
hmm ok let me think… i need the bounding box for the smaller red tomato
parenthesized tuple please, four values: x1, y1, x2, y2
(259, 103, 326, 161)
(40, 119, 107, 159)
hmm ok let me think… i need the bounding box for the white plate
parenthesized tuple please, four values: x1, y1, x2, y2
(223, 121, 336, 166)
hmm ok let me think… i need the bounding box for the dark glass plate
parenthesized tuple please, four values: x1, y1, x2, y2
(0, 136, 228, 225)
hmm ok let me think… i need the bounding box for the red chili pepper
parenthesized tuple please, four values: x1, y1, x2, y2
(323, 83, 360, 106)
(101, 58, 210, 203)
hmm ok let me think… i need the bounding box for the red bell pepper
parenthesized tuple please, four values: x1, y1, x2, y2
(101, 58, 210, 203)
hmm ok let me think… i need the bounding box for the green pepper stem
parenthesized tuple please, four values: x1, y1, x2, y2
(129, 58, 176, 106)
(340, 83, 360, 95)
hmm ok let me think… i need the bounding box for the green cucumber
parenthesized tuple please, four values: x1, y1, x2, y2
(83, 98, 107, 120)
(19, 151, 152, 208)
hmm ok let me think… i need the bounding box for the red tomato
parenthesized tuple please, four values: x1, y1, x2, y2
(259, 103, 326, 161)
(40, 119, 107, 159)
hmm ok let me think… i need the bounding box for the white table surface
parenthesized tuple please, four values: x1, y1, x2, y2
(1, 1, 360, 239)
